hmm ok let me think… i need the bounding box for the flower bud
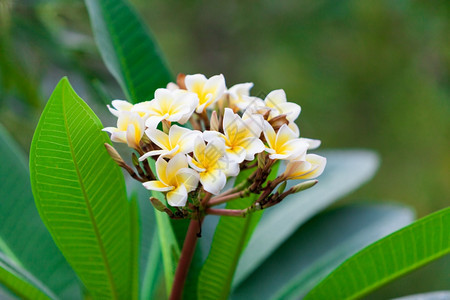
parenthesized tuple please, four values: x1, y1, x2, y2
(291, 180, 318, 193)
(269, 114, 289, 131)
(104, 143, 126, 167)
(277, 181, 287, 194)
(150, 197, 168, 212)
(210, 110, 219, 131)
(257, 152, 267, 169)
(176, 73, 187, 89)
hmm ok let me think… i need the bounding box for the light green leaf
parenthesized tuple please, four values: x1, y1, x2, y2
(198, 165, 280, 300)
(231, 204, 414, 300)
(305, 206, 450, 300)
(29, 77, 131, 299)
(0, 124, 80, 299)
(0, 252, 55, 300)
(129, 195, 140, 300)
(140, 233, 163, 300)
(234, 150, 380, 286)
(85, 0, 173, 102)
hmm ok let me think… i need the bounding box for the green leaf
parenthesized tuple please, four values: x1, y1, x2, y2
(304, 206, 450, 300)
(29, 77, 131, 299)
(129, 195, 140, 300)
(0, 252, 55, 300)
(0, 125, 80, 299)
(198, 164, 280, 300)
(84, 0, 173, 102)
(231, 204, 414, 300)
(234, 150, 380, 286)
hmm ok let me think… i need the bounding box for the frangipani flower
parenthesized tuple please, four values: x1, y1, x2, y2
(143, 154, 199, 207)
(185, 74, 226, 113)
(107, 100, 134, 117)
(188, 137, 236, 195)
(103, 111, 145, 149)
(283, 154, 327, 180)
(140, 125, 201, 160)
(204, 108, 265, 163)
(227, 82, 254, 112)
(263, 122, 309, 160)
(134, 88, 198, 129)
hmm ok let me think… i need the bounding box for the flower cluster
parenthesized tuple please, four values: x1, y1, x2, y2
(103, 73, 326, 218)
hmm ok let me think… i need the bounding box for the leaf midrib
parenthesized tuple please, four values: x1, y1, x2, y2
(61, 85, 118, 299)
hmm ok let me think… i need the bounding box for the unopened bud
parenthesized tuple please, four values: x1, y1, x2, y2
(210, 111, 219, 131)
(257, 152, 267, 169)
(104, 143, 126, 167)
(139, 134, 152, 151)
(292, 180, 318, 193)
(150, 197, 168, 212)
(277, 181, 287, 194)
(162, 120, 171, 134)
(176, 73, 187, 89)
(269, 114, 289, 131)
(131, 152, 140, 167)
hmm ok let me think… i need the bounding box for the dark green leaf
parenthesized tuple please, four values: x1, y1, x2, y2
(198, 165, 280, 300)
(305, 206, 450, 300)
(85, 0, 173, 102)
(30, 77, 131, 299)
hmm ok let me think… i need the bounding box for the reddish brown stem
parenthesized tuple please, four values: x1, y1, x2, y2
(169, 217, 201, 300)
(208, 190, 248, 207)
(205, 208, 246, 217)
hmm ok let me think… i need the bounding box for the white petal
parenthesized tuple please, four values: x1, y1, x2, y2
(243, 138, 265, 160)
(185, 74, 207, 91)
(145, 115, 166, 129)
(142, 180, 173, 192)
(263, 121, 277, 149)
(299, 138, 321, 150)
(264, 89, 287, 108)
(223, 108, 237, 130)
(166, 153, 188, 177)
(176, 168, 199, 192)
(139, 149, 166, 161)
(200, 170, 226, 195)
(155, 156, 169, 184)
(166, 185, 188, 207)
(203, 131, 224, 143)
(146, 128, 170, 150)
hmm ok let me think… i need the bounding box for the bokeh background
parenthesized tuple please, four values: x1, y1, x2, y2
(1, 0, 449, 298)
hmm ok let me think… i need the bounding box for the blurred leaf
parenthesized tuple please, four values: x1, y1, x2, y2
(0, 253, 55, 300)
(198, 165, 279, 300)
(234, 150, 380, 286)
(84, 0, 173, 102)
(0, 124, 80, 299)
(29, 77, 131, 299)
(140, 234, 163, 300)
(129, 195, 140, 300)
(153, 197, 181, 296)
(305, 206, 450, 300)
(232, 204, 414, 300)
(393, 291, 450, 300)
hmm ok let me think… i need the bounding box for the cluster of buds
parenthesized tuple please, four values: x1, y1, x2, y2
(103, 73, 326, 220)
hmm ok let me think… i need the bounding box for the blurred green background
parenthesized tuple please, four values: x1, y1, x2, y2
(0, 0, 449, 298)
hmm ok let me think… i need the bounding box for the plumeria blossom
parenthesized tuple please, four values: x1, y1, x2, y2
(103, 111, 145, 149)
(134, 88, 198, 129)
(104, 72, 325, 219)
(226, 82, 254, 112)
(283, 154, 327, 180)
(107, 100, 134, 117)
(140, 125, 201, 160)
(263, 122, 309, 160)
(143, 154, 199, 206)
(185, 74, 226, 113)
(204, 108, 265, 163)
(188, 136, 236, 195)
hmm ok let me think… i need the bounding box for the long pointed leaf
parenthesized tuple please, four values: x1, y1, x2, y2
(305, 206, 450, 300)
(85, 0, 173, 102)
(232, 204, 414, 300)
(198, 165, 279, 300)
(234, 150, 380, 286)
(0, 253, 55, 300)
(0, 125, 80, 299)
(30, 78, 131, 299)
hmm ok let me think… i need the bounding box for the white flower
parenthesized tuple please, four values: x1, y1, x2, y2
(107, 100, 134, 117)
(263, 122, 309, 160)
(140, 125, 201, 160)
(188, 137, 235, 195)
(227, 82, 254, 111)
(263, 89, 301, 135)
(143, 154, 199, 207)
(133, 88, 198, 129)
(283, 154, 327, 180)
(204, 108, 265, 163)
(185, 74, 226, 113)
(103, 111, 145, 149)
